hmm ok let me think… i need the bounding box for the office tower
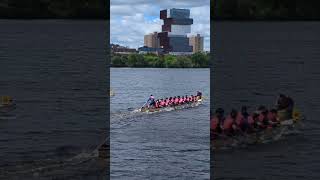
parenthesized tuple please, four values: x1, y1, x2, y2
(158, 8, 193, 55)
(144, 32, 159, 48)
(189, 34, 204, 53)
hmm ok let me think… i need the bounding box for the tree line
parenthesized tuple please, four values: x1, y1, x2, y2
(111, 53, 209, 68)
(212, 0, 320, 20)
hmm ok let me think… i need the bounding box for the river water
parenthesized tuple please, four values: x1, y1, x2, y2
(212, 22, 320, 180)
(0, 20, 108, 179)
(111, 68, 210, 179)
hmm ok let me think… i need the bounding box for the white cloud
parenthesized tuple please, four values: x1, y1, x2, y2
(111, 0, 210, 51)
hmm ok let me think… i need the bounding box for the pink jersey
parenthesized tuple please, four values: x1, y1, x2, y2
(236, 113, 244, 126)
(223, 116, 234, 130)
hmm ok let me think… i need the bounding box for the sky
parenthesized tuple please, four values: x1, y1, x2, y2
(110, 0, 210, 51)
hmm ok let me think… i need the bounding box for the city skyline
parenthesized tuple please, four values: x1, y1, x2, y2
(111, 0, 210, 51)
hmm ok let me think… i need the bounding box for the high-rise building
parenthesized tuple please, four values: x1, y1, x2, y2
(189, 34, 204, 53)
(158, 8, 193, 55)
(144, 32, 159, 48)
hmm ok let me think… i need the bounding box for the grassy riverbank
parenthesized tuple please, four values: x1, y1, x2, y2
(111, 53, 209, 68)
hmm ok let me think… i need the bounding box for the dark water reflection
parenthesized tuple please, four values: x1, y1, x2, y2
(0, 20, 107, 179)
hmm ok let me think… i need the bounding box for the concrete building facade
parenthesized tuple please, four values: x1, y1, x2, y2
(144, 32, 159, 48)
(158, 8, 193, 55)
(189, 34, 204, 53)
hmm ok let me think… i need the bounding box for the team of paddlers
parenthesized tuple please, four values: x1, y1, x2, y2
(211, 94, 295, 137)
(144, 91, 202, 109)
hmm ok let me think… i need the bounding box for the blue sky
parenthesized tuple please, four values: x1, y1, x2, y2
(111, 0, 210, 51)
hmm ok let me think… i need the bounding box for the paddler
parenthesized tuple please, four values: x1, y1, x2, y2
(174, 96, 179, 105)
(160, 99, 165, 107)
(165, 98, 169, 106)
(147, 95, 155, 108)
(276, 94, 294, 121)
(236, 106, 249, 132)
(267, 109, 278, 127)
(185, 95, 189, 103)
(155, 100, 159, 108)
(169, 97, 174, 105)
(197, 91, 202, 99)
(211, 108, 225, 134)
(257, 105, 269, 129)
(223, 109, 238, 136)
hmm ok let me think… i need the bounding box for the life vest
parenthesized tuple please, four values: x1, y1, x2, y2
(165, 100, 169, 106)
(223, 116, 234, 130)
(211, 117, 219, 130)
(155, 101, 159, 108)
(236, 113, 244, 126)
(248, 116, 254, 126)
(258, 113, 268, 128)
(174, 98, 179, 104)
(169, 99, 174, 104)
(160, 101, 165, 106)
(267, 112, 277, 122)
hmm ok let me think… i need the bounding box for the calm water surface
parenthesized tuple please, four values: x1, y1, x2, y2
(0, 20, 107, 179)
(212, 22, 320, 180)
(111, 68, 210, 179)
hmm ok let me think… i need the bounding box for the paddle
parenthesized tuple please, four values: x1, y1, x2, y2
(140, 100, 149, 111)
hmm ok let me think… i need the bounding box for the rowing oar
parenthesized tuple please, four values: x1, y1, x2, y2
(140, 101, 148, 110)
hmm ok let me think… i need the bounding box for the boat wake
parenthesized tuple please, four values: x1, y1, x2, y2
(112, 101, 202, 119)
(0, 144, 106, 179)
(111, 101, 203, 130)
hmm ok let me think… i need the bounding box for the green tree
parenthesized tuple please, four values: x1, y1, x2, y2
(164, 55, 178, 68)
(176, 56, 193, 68)
(111, 55, 125, 67)
(126, 54, 146, 67)
(191, 52, 209, 68)
(144, 55, 160, 67)
(126, 54, 137, 67)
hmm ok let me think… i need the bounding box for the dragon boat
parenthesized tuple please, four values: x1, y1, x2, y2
(212, 109, 303, 150)
(140, 98, 203, 113)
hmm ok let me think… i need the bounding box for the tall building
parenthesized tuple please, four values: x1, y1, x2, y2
(189, 34, 204, 53)
(158, 8, 193, 55)
(144, 32, 159, 48)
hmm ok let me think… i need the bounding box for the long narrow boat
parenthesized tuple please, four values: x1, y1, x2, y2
(212, 109, 304, 150)
(140, 98, 203, 113)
